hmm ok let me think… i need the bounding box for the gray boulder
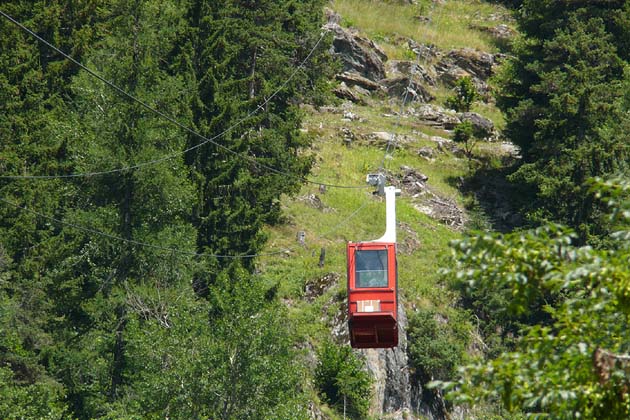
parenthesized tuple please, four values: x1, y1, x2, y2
(446, 48, 495, 80)
(332, 83, 366, 104)
(412, 104, 461, 130)
(435, 48, 499, 96)
(386, 60, 437, 87)
(470, 23, 516, 40)
(458, 112, 496, 140)
(325, 22, 387, 82)
(380, 76, 434, 103)
(336, 71, 384, 92)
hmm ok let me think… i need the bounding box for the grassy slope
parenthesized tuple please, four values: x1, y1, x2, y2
(258, 0, 512, 417)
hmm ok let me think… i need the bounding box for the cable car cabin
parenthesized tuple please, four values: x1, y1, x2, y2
(347, 242, 398, 348)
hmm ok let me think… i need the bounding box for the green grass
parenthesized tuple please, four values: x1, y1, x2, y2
(330, 0, 511, 58)
(260, 101, 470, 342)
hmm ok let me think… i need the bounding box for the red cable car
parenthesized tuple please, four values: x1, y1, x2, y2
(347, 241, 398, 348)
(347, 181, 400, 349)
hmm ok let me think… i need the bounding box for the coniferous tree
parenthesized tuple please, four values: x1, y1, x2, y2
(44, 1, 198, 416)
(177, 0, 329, 293)
(497, 1, 630, 240)
(0, 2, 101, 415)
(1, 1, 333, 418)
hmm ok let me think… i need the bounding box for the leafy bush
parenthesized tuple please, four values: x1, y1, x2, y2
(445, 77, 478, 112)
(437, 178, 630, 419)
(407, 308, 469, 382)
(0, 367, 71, 420)
(314, 341, 371, 419)
(452, 120, 477, 160)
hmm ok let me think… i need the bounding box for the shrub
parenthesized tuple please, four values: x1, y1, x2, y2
(452, 120, 477, 160)
(407, 308, 469, 382)
(445, 77, 478, 112)
(314, 341, 371, 419)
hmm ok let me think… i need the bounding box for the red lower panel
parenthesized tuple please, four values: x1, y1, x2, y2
(349, 313, 398, 348)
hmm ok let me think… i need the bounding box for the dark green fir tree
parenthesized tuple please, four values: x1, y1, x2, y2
(497, 1, 630, 241)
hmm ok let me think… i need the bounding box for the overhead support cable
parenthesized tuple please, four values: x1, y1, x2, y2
(0, 10, 367, 190)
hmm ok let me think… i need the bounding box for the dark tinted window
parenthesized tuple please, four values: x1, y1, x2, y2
(355, 249, 388, 288)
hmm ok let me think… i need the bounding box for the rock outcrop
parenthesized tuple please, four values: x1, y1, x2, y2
(470, 23, 516, 41)
(333, 83, 366, 104)
(435, 48, 501, 96)
(380, 76, 434, 103)
(386, 60, 437, 87)
(410, 104, 461, 130)
(457, 111, 497, 140)
(336, 71, 384, 92)
(325, 22, 387, 82)
(445, 48, 495, 80)
(361, 302, 412, 418)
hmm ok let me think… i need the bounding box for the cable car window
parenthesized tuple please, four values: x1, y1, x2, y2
(355, 249, 388, 288)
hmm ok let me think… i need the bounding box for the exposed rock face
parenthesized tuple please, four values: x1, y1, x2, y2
(361, 302, 412, 417)
(435, 48, 500, 95)
(417, 146, 436, 160)
(325, 22, 387, 82)
(458, 111, 496, 140)
(380, 76, 434, 103)
(385, 165, 468, 230)
(407, 40, 440, 61)
(446, 48, 495, 80)
(386, 60, 437, 87)
(324, 7, 341, 25)
(436, 64, 470, 87)
(360, 131, 417, 150)
(413, 131, 464, 156)
(297, 193, 334, 212)
(333, 83, 366, 104)
(339, 126, 356, 146)
(414, 193, 467, 230)
(410, 104, 461, 130)
(470, 23, 516, 40)
(400, 166, 429, 192)
(305, 273, 340, 302)
(336, 71, 384, 92)
(307, 401, 328, 420)
(327, 293, 416, 418)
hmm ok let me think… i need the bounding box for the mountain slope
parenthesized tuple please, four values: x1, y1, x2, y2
(259, 1, 517, 418)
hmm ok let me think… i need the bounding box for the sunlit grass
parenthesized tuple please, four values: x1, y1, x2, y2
(257, 0, 512, 356)
(261, 103, 468, 314)
(330, 0, 510, 58)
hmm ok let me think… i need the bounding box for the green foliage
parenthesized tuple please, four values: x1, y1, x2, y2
(1, 0, 331, 418)
(0, 367, 71, 420)
(445, 77, 478, 113)
(124, 270, 305, 420)
(452, 121, 477, 160)
(408, 308, 469, 382)
(178, 0, 330, 291)
(497, 2, 630, 239)
(315, 341, 372, 419)
(438, 178, 630, 419)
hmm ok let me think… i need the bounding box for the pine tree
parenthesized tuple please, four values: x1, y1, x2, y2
(497, 2, 630, 240)
(177, 0, 329, 294)
(0, 2, 99, 415)
(1, 1, 332, 418)
(42, 1, 198, 416)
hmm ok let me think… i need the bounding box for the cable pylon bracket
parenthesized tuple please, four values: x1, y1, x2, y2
(366, 174, 401, 243)
(366, 173, 386, 196)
